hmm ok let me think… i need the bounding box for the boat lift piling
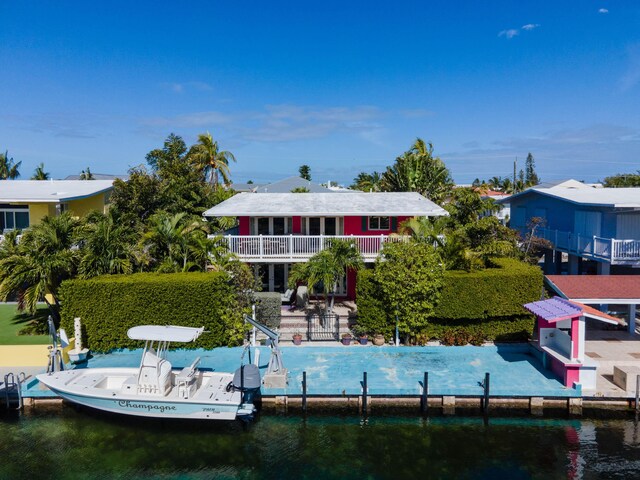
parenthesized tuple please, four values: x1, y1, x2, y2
(420, 372, 429, 415)
(302, 371, 307, 412)
(482, 372, 490, 415)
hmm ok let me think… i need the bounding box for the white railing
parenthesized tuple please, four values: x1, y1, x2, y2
(211, 234, 408, 262)
(535, 227, 640, 265)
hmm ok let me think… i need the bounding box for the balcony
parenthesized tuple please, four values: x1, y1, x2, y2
(212, 234, 408, 263)
(535, 227, 640, 265)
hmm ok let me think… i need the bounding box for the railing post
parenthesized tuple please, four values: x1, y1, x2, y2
(592, 235, 596, 257)
(289, 234, 293, 260)
(320, 234, 324, 251)
(611, 238, 616, 262)
(259, 234, 263, 259)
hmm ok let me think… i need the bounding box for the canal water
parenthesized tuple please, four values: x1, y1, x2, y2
(2, 408, 640, 479)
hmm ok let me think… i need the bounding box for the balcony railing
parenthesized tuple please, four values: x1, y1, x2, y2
(211, 234, 408, 262)
(534, 227, 640, 265)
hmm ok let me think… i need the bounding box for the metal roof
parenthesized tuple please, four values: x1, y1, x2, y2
(127, 325, 205, 342)
(502, 182, 640, 208)
(523, 296, 623, 324)
(0, 180, 114, 203)
(523, 297, 583, 322)
(203, 192, 448, 217)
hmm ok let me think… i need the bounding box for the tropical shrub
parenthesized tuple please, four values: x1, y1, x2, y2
(357, 257, 541, 342)
(358, 241, 444, 337)
(59, 272, 247, 352)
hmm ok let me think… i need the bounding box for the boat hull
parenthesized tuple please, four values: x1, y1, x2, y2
(37, 369, 255, 421)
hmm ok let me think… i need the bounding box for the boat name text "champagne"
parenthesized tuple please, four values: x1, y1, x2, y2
(117, 400, 177, 413)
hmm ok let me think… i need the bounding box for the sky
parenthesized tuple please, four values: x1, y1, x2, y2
(1, 1, 639, 185)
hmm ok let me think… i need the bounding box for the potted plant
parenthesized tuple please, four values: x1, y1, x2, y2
(293, 332, 303, 346)
(341, 333, 353, 346)
(373, 334, 385, 346)
(351, 325, 368, 345)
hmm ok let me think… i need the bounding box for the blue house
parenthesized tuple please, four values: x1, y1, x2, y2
(503, 180, 640, 274)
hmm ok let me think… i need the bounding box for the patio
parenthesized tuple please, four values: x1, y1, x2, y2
(584, 328, 640, 398)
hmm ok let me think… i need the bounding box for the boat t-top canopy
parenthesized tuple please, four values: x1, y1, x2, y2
(127, 325, 205, 343)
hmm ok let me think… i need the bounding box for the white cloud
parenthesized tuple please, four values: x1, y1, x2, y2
(599, 8, 609, 14)
(499, 23, 541, 39)
(140, 104, 385, 144)
(498, 29, 519, 39)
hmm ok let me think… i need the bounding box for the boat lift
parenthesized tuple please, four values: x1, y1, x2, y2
(244, 315, 288, 388)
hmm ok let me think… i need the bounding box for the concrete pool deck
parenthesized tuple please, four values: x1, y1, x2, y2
(22, 343, 580, 399)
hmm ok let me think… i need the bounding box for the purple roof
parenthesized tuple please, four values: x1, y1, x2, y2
(523, 297, 582, 322)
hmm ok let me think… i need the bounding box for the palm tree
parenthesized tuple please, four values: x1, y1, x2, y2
(381, 138, 453, 204)
(77, 212, 137, 278)
(142, 212, 218, 272)
(0, 150, 21, 179)
(289, 239, 363, 313)
(31, 163, 50, 180)
(351, 171, 383, 192)
(400, 216, 448, 248)
(189, 132, 236, 187)
(0, 212, 80, 315)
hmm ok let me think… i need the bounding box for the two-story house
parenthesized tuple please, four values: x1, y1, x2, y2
(203, 192, 447, 298)
(503, 181, 640, 274)
(0, 180, 114, 233)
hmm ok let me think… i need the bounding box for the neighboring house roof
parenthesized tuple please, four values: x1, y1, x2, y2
(500, 180, 640, 208)
(204, 192, 448, 217)
(252, 176, 344, 193)
(546, 275, 640, 303)
(230, 183, 263, 192)
(536, 179, 601, 189)
(0, 180, 114, 203)
(64, 173, 129, 181)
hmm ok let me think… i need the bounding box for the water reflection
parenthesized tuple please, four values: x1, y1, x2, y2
(1, 407, 640, 479)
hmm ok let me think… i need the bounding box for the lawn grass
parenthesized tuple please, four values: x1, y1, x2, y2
(0, 304, 51, 345)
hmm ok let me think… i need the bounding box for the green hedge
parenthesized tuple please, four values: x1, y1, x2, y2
(356, 257, 541, 342)
(432, 258, 542, 320)
(253, 292, 282, 329)
(59, 272, 246, 352)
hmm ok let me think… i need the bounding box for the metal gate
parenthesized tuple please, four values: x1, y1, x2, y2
(307, 312, 340, 341)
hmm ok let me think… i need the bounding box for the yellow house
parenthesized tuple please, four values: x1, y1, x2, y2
(0, 180, 114, 231)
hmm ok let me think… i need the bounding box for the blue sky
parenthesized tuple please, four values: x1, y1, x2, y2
(1, 1, 639, 185)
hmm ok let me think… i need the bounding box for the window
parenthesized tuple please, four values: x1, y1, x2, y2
(0, 207, 29, 232)
(368, 216, 390, 230)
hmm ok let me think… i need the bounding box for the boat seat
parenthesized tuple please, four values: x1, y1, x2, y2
(176, 357, 201, 399)
(138, 349, 173, 396)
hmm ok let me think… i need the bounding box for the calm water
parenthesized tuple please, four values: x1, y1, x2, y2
(2, 408, 640, 479)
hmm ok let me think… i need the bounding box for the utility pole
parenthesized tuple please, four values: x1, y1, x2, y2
(513, 157, 517, 193)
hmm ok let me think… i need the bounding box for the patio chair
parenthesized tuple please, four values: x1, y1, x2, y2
(281, 288, 294, 304)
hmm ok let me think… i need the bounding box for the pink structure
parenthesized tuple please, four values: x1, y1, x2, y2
(524, 297, 621, 390)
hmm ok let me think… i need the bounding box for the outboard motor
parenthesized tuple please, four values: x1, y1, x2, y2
(227, 363, 261, 404)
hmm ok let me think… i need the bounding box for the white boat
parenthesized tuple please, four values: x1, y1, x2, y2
(37, 325, 261, 421)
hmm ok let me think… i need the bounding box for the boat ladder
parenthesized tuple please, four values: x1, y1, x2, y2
(2, 372, 26, 410)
